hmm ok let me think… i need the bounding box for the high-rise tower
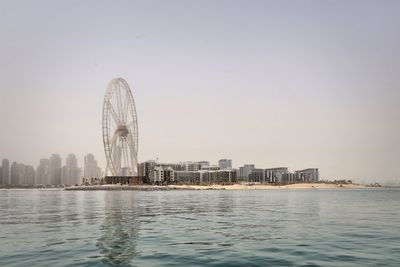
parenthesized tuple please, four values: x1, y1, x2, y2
(1, 159, 10, 185)
(62, 154, 81, 185)
(50, 154, 62, 185)
(84, 154, 102, 180)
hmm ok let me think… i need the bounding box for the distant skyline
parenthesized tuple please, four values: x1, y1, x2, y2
(0, 152, 103, 186)
(0, 0, 399, 182)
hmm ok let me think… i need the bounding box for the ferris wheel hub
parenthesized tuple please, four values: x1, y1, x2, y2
(115, 125, 129, 137)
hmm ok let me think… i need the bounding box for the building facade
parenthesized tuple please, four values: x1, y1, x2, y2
(7, 162, 35, 186)
(10, 162, 19, 185)
(137, 161, 319, 186)
(218, 159, 232, 169)
(149, 166, 175, 185)
(175, 169, 237, 185)
(175, 171, 202, 184)
(50, 154, 62, 186)
(138, 160, 157, 184)
(295, 168, 319, 182)
(265, 167, 289, 183)
(62, 154, 81, 185)
(37, 158, 51, 185)
(160, 163, 186, 171)
(197, 161, 210, 168)
(83, 154, 102, 180)
(2, 159, 10, 185)
(18, 164, 35, 185)
(248, 168, 265, 183)
(238, 164, 255, 180)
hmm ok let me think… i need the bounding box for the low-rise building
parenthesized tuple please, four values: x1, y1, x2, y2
(248, 168, 265, 183)
(202, 169, 237, 184)
(137, 161, 319, 185)
(238, 164, 255, 180)
(248, 167, 288, 183)
(201, 165, 220, 171)
(218, 159, 232, 169)
(281, 172, 300, 184)
(175, 171, 202, 184)
(138, 160, 157, 183)
(295, 168, 319, 182)
(149, 166, 175, 185)
(197, 161, 210, 168)
(160, 163, 186, 171)
(265, 167, 288, 183)
(175, 169, 237, 185)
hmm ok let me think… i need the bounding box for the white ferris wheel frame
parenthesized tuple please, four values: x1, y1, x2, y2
(102, 78, 138, 176)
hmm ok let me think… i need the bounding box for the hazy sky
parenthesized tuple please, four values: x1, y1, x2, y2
(0, 0, 399, 182)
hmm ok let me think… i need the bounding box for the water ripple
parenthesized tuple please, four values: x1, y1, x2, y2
(0, 189, 399, 266)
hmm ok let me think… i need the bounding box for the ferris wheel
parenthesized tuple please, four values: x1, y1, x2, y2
(102, 78, 138, 176)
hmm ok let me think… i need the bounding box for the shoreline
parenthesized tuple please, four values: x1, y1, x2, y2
(63, 183, 378, 191)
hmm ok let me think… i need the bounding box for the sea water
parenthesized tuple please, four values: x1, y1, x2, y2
(0, 189, 399, 266)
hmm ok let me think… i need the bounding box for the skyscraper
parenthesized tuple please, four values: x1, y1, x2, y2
(9, 163, 35, 186)
(50, 154, 62, 186)
(37, 158, 50, 185)
(62, 154, 81, 185)
(84, 154, 102, 180)
(24, 165, 35, 185)
(10, 162, 19, 185)
(2, 158, 10, 185)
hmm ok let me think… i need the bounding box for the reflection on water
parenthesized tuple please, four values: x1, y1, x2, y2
(97, 192, 140, 266)
(0, 189, 400, 266)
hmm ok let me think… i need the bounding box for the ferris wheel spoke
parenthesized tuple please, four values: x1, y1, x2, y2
(121, 138, 130, 172)
(126, 120, 134, 129)
(113, 137, 122, 174)
(127, 133, 137, 170)
(107, 101, 120, 125)
(109, 132, 118, 151)
(122, 94, 129, 123)
(106, 132, 119, 176)
(116, 86, 124, 123)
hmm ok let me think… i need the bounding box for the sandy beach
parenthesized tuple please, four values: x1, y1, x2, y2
(167, 183, 370, 190)
(65, 183, 373, 191)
